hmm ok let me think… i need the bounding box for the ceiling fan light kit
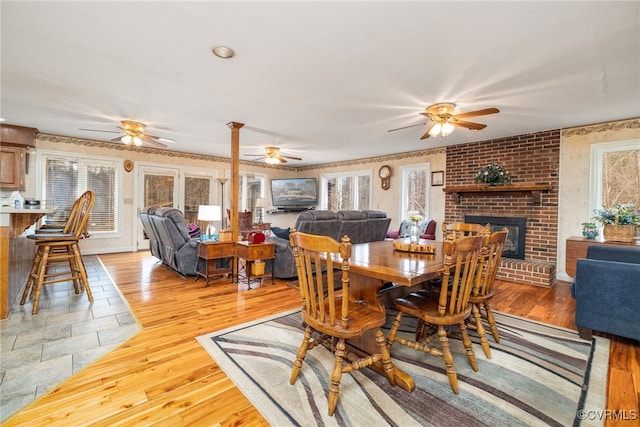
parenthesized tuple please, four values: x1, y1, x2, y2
(246, 145, 302, 164)
(81, 119, 176, 149)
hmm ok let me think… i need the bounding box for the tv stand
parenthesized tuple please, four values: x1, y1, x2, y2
(267, 207, 315, 214)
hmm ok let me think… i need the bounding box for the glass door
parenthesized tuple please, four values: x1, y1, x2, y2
(137, 166, 179, 250)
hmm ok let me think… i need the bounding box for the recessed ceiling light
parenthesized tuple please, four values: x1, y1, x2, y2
(212, 46, 235, 59)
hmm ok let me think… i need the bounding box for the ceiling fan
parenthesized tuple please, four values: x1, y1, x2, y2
(245, 146, 302, 164)
(80, 120, 176, 148)
(388, 103, 500, 139)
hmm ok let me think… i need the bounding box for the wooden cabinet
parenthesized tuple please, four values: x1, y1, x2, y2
(236, 241, 275, 289)
(0, 124, 37, 191)
(565, 236, 640, 277)
(0, 146, 25, 189)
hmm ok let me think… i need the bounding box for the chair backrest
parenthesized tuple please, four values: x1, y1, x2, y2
(63, 190, 95, 238)
(442, 222, 490, 240)
(437, 234, 484, 316)
(474, 230, 508, 297)
(289, 231, 352, 329)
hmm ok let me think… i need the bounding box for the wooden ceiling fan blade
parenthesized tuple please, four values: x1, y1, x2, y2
(110, 136, 124, 142)
(79, 128, 120, 134)
(420, 123, 436, 140)
(141, 137, 167, 148)
(277, 157, 288, 163)
(280, 155, 302, 161)
(145, 134, 176, 144)
(452, 120, 487, 130)
(454, 107, 500, 120)
(388, 122, 428, 132)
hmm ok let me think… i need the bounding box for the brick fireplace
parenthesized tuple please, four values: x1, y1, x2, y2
(444, 130, 560, 287)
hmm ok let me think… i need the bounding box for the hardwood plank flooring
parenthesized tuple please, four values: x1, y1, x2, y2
(4, 251, 639, 426)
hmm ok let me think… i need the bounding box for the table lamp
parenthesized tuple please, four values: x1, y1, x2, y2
(197, 205, 222, 240)
(255, 198, 266, 223)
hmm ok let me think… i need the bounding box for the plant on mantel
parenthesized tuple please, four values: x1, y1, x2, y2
(474, 162, 511, 186)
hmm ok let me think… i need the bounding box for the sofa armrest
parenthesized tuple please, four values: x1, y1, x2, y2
(587, 245, 640, 264)
(386, 230, 400, 239)
(573, 258, 640, 341)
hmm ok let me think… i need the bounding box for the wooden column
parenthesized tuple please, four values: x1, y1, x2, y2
(227, 122, 244, 242)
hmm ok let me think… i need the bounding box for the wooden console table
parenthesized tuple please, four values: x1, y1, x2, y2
(565, 236, 640, 277)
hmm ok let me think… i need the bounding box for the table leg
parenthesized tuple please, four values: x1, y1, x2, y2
(347, 272, 415, 392)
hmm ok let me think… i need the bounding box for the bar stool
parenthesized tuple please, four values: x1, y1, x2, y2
(21, 191, 95, 314)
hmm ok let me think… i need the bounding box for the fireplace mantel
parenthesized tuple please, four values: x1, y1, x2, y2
(443, 183, 551, 204)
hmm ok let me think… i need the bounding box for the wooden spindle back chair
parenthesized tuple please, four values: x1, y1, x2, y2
(386, 234, 484, 394)
(288, 231, 395, 416)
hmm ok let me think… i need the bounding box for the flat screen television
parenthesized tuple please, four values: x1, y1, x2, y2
(271, 178, 318, 209)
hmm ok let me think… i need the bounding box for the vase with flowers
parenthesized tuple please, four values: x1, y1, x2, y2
(592, 204, 640, 243)
(475, 162, 511, 186)
(407, 210, 424, 243)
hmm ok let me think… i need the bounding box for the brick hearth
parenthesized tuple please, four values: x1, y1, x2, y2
(445, 130, 560, 287)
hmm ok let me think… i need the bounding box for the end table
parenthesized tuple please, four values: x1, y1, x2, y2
(196, 240, 236, 286)
(236, 241, 275, 289)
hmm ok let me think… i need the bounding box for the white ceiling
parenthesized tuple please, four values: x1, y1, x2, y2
(2, 1, 639, 167)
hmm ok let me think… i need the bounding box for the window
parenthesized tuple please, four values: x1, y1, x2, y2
(39, 151, 120, 235)
(239, 172, 266, 212)
(320, 171, 371, 211)
(590, 140, 640, 211)
(400, 164, 430, 219)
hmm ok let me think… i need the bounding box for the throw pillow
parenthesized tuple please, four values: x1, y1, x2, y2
(271, 226, 290, 240)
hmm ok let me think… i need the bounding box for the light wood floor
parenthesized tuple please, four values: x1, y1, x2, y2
(4, 251, 639, 426)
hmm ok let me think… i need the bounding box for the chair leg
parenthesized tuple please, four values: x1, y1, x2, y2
(438, 325, 459, 394)
(386, 311, 403, 350)
(328, 338, 346, 416)
(472, 303, 491, 358)
(290, 325, 312, 384)
(71, 243, 93, 301)
(21, 245, 43, 305)
(374, 327, 395, 386)
(31, 246, 52, 315)
(484, 303, 500, 343)
(459, 321, 478, 372)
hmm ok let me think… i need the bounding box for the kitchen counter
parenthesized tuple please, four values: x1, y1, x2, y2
(0, 206, 56, 318)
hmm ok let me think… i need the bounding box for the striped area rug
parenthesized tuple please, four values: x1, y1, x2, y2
(197, 309, 609, 427)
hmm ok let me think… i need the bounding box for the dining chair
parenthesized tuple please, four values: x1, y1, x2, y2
(386, 234, 484, 394)
(441, 222, 490, 240)
(21, 190, 95, 314)
(288, 231, 395, 416)
(468, 229, 508, 357)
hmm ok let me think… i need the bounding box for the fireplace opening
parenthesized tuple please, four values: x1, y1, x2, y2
(465, 215, 527, 259)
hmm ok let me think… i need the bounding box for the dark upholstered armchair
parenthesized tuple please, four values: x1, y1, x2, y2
(571, 245, 640, 341)
(386, 219, 437, 240)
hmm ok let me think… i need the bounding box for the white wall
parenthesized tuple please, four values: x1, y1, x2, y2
(557, 118, 640, 281)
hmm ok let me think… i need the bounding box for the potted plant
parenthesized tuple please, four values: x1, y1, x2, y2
(592, 204, 640, 243)
(475, 162, 511, 186)
(581, 222, 598, 239)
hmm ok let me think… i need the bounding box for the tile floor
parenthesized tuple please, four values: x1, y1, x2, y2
(0, 256, 141, 422)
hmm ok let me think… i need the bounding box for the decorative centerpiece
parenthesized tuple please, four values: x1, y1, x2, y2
(475, 162, 511, 186)
(592, 204, 640, 243)
(407, 210, 424, 243)
(581, 222, 598, 239)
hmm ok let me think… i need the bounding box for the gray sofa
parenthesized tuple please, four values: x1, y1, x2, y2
(267, 209, 391, 278)
(139, 207, 199, 276)
(571, 245, 640, 341)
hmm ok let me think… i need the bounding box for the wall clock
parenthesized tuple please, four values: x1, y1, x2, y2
(378, 165, 391, 190)
(124, 159, 134, 172)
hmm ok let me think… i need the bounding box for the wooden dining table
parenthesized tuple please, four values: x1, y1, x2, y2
(342, 238, 445, 392)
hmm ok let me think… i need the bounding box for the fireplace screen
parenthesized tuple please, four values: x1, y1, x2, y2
(465, 215, 527, 259)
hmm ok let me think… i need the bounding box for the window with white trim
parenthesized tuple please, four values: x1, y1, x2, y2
(400, 164, 430, 220)
(320, 171, 371, 211)
(590, 140, 640, 211)
(39, 151, 120, 235)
